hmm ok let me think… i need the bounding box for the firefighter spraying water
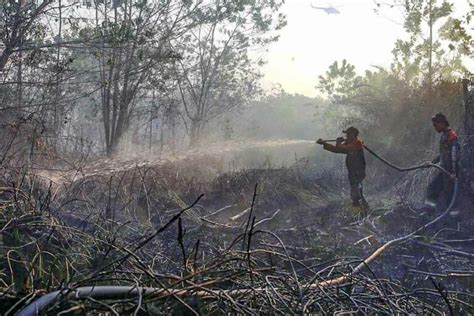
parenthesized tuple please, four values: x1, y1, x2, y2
(316, 126, 369, 214)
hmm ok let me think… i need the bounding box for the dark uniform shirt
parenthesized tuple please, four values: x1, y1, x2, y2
(432, 128, 459, 174)
(323, 138, 366, 180)
(426, 128, 459, 205)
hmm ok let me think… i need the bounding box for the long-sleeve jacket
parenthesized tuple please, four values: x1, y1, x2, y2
(323, 138, 366, 179)
(432, 128, 459, 174)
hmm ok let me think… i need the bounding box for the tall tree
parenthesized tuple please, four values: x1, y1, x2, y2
(77, 0, 196, 154)
(317, 59, 363, 104)
(390, 0, 472, 94)
(0, 0, 54, 72)
(175, 0, 286, 146)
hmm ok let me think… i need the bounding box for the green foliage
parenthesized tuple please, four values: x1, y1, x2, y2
(317, 62, 464, 163)
(317, 60, 363, 104)
(391, 0, 470, 86)
(439, 16, 473, 55)
(176, 0, 286, 144)
(316, 1, 469, 157)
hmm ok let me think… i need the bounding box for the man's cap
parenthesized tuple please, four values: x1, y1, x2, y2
(343, 126, 359, 136)
(432, 113, 449, 126)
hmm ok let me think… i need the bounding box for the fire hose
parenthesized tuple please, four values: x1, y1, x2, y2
(320, 138, 455, 176)
(324, 138, 459, 216)
(17, 286, 159, 316)
(318, 138, 459, 213)
(362, 143, 460, 236)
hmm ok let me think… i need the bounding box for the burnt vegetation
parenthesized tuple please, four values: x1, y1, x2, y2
(0, 0, 474, 315)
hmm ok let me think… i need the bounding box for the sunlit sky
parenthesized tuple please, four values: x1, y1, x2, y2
(261, 0, 472, 97)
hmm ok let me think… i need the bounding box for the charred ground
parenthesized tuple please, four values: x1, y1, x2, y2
(1, 150, 472, 314)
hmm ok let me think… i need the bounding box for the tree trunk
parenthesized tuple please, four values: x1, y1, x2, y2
(189, 120, 202, 148)
(0, 48, 13, 73)
(427, 0, 433, 100)
(461, 78, 474, 203)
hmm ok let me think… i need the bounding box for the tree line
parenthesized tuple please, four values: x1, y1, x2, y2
(0, 0, 286, 161)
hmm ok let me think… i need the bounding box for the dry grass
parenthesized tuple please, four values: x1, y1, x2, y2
(0, 159, 473, 314)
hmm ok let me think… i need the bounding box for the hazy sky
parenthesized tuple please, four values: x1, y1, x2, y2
(261, 0, 472, 97)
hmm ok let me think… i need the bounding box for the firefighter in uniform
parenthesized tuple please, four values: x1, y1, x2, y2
(317, 126, 368, 213)
(425, 113, 459, 210)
